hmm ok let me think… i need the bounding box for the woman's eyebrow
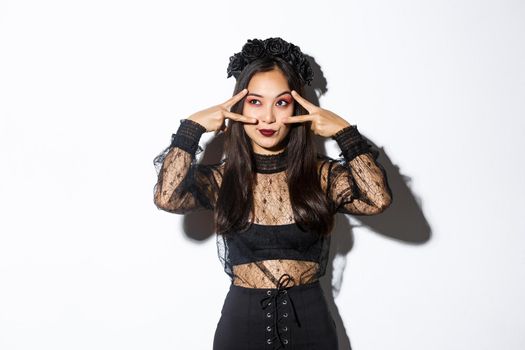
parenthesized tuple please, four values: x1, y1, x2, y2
(246, 91, 291, 98)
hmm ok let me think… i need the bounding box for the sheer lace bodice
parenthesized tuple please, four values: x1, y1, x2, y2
(153, 119, 392, 288)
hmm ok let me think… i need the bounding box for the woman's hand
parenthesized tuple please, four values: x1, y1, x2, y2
(283, 90, 352, 137)
(187, 88, 258, 134)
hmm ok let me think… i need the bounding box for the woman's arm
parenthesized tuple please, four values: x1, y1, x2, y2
(153, 118, 223, 214)
(326, 125, 392, 215)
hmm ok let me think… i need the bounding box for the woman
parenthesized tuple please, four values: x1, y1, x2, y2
(153, 37, 392, 350)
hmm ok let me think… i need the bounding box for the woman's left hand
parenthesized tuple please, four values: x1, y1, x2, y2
(283, 90, 352, 138)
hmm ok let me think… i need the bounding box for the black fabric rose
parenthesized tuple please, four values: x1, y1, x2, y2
(288, 45, 305, 67)
(264, 37, 291, 57)
(226, 52, 246, 79)
(241, 39, 266, 61)
(298, 60, 314, 85)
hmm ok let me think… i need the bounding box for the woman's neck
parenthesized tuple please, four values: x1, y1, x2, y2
(253, 148, 288, 174)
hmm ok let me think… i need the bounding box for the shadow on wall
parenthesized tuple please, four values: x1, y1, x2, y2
(177, 54, 432, 350)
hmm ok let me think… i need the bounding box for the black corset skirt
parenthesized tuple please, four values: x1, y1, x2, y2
(213, 274, 338, 350)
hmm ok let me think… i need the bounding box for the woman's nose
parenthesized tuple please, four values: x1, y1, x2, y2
(261, 108, 276, 123)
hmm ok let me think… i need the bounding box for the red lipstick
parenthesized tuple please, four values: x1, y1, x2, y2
(259, 129, 276, 137)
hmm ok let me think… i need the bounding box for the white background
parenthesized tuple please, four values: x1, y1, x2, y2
(1, 0, 524, 349)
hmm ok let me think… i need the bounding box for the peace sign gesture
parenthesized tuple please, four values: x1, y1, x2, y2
(283, 90, 352, 138)
(187, 88, 258, 135)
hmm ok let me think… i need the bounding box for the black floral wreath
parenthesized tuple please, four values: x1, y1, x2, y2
(226, 37, 314, 86)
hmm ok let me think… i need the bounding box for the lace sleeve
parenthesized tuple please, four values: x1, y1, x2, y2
(326, 124, 392, 215)
(153, 119, 223, 214)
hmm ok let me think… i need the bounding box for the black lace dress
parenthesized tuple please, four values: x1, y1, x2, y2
(153, 118, 392, 349)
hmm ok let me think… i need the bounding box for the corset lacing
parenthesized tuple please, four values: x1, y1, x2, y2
(259, 273, 301, 349)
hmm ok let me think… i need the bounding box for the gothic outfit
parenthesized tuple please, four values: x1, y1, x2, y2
(153, 119, 391, 349)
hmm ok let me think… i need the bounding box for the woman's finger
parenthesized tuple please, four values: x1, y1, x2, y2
(223, 110, 258, 124)
(222, 88, 248, 109)
(282, 114, 315, 124)
(291, 90, 317, 113)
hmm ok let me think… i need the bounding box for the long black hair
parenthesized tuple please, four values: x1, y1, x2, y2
(215, 55, 334, 236)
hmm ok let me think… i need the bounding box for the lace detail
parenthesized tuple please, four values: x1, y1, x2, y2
(332, 124, 375, 161)
(252, 171, 293, 225)
(153, 120, 392, 288)
(217, 223, 332, 289)
(168, 118, 207, 156)
(153, 119, 223, 213)
(325, 125, 392, 215)
(253, 149, 288, 173)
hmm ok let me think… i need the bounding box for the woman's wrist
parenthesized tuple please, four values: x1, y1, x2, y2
(330, 120, 353, 137)
(332, 124, 372, 161)
(170, 118, 207, 156)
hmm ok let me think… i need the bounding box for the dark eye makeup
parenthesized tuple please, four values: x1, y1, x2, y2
(246, 98, 292, 107)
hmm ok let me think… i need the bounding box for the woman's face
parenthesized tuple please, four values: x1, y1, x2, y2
(242, 68, 295, 155)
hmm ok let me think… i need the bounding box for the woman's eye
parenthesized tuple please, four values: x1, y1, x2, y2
(247, 99, 289, 106)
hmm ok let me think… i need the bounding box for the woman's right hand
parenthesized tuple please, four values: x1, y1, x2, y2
(187, 88, 258, 134)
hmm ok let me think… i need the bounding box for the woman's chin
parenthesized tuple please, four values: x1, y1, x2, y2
(254, 140, 285, 153)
